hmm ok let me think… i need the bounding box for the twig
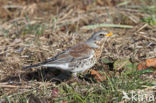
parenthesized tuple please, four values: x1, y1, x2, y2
(138, 32, 156, 41)
(3, 5, 23, 9)
(0, 83, 31, 88)
(136, 23, 148, 32)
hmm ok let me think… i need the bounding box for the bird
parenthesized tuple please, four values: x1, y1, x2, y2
(23, 31, 112, 77)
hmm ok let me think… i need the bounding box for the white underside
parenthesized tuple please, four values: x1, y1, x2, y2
(42, 63, 69, 70)
(71, 53, 96, 73)
(71, 62, 95, 73)
(41, 50, 95, 73)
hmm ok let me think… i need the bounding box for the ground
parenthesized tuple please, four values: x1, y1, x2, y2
(0, 0, 156, 103)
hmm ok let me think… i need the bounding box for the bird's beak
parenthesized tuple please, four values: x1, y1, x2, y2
(105, 32, 113, 37)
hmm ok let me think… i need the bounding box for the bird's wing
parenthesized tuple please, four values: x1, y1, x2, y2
(44, 43, 93, 64)
(23, 43, 93, 69)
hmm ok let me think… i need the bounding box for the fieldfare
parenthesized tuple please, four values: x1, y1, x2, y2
(23, 31, 112, 77)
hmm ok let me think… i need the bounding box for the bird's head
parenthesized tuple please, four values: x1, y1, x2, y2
(86, 31, 112, 48)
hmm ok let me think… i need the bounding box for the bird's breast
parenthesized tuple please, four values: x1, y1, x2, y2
(69, 54, 97, 73)
(94, 43, 104, 60)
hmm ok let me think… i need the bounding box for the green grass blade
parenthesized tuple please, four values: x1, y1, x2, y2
(81, 23, 133, 29)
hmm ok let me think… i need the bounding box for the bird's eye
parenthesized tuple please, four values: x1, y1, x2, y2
(99, 34, 104, 37)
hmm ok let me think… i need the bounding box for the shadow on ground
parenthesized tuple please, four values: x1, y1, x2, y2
(0, 68, 72, 83)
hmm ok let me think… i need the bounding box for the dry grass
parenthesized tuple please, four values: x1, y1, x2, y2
(0, 0, 155, 102)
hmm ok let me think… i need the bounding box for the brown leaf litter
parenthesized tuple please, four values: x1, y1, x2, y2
(0, 0, 155, 100)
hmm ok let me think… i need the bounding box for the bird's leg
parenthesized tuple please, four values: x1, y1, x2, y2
(83, 69, 90, 74)
(72, 72, 82, 82)
(73, 73, 77, 78)
(72, 72, 78, 80)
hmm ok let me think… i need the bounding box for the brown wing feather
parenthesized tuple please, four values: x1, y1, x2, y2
(69, 43, 92, 58)
(46, 43, 93, 64)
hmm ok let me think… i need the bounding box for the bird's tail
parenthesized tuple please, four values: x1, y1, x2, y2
(22, 62, 44, 69)
(23, 57, 56, 69)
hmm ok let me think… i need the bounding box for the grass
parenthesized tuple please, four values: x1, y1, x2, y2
(0, 65, 154, 103)
(21, 17, 45, 37)
(0, 0, 155, 103)
(81, 24, 133, 30)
